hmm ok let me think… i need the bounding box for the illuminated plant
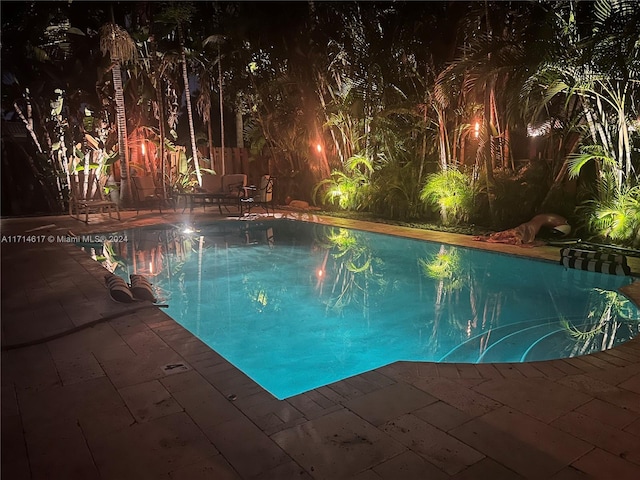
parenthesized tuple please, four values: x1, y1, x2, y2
(419, 247, 465, 292)
(420, 168, 476, 225)
(577, 177, 640, 246)
(314, 154, 373, 211)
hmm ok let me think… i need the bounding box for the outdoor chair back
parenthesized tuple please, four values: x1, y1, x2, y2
(240, 175, 275, 215)
(200, 174, 223, 194)
(68, 171, 120, 223)
(132, 175, 166, 214)
(221, 174, 248, 197)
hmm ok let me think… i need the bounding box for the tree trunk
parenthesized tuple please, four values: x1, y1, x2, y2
(218, 43, 225, 176)
(315, 73, 343, 165)
(505, 126, 514, 170)
(438, 109, 448, 170)
(235, 94, 244, 149)
(484, 78, 495, 223)
(178, 23, 202, 187)
(157, 88, 167, 199)
(113, 63, 132, 204)
(151, 40, 167, 199)
(207, 117, 214, 168)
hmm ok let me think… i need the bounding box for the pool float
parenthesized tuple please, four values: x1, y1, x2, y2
(473, 213, 570, 246)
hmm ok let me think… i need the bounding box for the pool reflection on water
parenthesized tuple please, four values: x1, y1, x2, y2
(81, 219, 640, 399)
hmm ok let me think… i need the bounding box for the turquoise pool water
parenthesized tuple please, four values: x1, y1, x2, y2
(88, 219, 640, 399)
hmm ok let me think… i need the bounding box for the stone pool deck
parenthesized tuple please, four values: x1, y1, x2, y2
(2, 208, 640, 479)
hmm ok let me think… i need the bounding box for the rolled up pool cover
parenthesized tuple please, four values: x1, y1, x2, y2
(560, 249, 630, 276)
(559, 247, 628, 266)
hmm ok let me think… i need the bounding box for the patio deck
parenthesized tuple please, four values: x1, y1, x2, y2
(2, 209, 640, 479)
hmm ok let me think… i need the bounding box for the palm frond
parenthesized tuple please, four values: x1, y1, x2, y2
(566, 144, 617, 179)
(99, 23, 137, 63)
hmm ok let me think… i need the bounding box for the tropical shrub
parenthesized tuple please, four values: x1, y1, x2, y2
(577, 177, 640, 247)
(419, 168, 476, 225)
(313, 155, 373, 211)
(367, 161, 429, 221)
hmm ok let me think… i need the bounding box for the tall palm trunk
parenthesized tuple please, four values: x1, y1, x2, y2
(196, 73, 214, 171)
(177, 23, 202, 187)
(207, 115, 215, 167)
(218, 42, 225, 176)
(156, 76, 167, 199)
(149, 38, 167, 199)
(482, 0, 495, 222)
(235, 93, 244, 149)
(315, 72, 344, 165)
(112, 63, 132, 203)
(436, 107, 449, 170)
(483, 77, 496, 222)
(100, 21, 136, 205)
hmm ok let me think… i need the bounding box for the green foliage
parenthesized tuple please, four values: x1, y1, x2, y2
(368, 161, 428, 221)
(567, 145, 618, 180)
(419, 168, 475, 225)
(577, 180, 640, 247)
(559, 286, 639, 355)
(169, 155, 214, 193)
(316, 226, 386, 313)
(419, 247, 465, 291)
(420, 248, 458, 279)
(156, 2, 196, 25)
(313, 155, 373, 211)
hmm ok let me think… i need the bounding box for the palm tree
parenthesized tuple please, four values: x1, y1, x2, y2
(435, 1, 554, 224)
(195, 66, 215, 169)
(99, 21, 137, 204)
(203, 34, 227, 175)
(158, 2, 203, 187)
(522, 0, 639, 243)
(135, 31, 188, 200)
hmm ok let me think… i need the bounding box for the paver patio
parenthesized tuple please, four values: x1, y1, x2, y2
(2, 209, 640, 479)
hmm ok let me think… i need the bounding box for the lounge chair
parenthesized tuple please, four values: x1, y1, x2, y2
(68, 172, 121, 223)
(240, 175, 275, 215)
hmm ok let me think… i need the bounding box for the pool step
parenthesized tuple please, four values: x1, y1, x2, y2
(439, 317, 597, 364)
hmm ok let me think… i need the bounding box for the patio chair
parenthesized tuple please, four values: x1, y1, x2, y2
(68, 171, 120, 223)
(221, 174, 249, 211)
(191, 173, 248, 214)
(132, 175, 168, 214)
(240, 175, 275, 215)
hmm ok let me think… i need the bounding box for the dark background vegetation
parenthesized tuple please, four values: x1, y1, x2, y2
(1, 1, 638, 245)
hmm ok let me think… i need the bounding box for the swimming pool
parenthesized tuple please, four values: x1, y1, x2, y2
(87, 219, 640, 399)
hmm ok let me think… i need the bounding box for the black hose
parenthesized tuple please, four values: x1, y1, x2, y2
(1, 303, 169, 351)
